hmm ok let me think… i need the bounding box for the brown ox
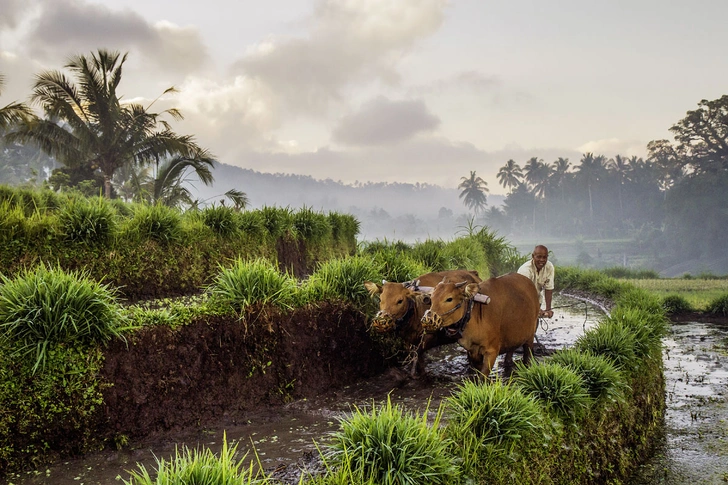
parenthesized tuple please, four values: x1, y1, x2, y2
(421, 272, 539, 377)
(364, 269, 481, 376)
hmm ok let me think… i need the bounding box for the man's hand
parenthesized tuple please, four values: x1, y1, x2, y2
(539, 309, 554, 318)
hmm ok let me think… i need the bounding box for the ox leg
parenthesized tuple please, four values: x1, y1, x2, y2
(502, 351, 515, 368)
(476, 348, 498, 379)
(521, 340, 535, 367)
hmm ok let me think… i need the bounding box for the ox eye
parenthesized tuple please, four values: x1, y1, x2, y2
(446, 297, 453, 303)
(397, 299, 403, 305)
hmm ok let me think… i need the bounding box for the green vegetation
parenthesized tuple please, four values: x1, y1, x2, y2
(0, 264, 126, 372)
(123, 434, 267, 485)
(318, 398, 458, 485)
(628, 278, 728, 311)
(513, 361, 592, 422)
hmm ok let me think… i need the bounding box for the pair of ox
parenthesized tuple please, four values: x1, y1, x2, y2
(364, 270, 480, 377)
(365, 271, 540, 378)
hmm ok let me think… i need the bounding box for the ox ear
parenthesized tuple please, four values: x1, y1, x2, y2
(364, 281, 382, 296)
(455, 281, 468, 288)
(420, 293, 432, 305)
(464, 283, 480, 298)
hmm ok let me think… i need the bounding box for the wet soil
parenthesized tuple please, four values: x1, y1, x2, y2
(5, 295, 728, 485)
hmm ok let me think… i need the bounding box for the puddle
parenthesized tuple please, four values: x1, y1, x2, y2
(5, 297, 727, 485)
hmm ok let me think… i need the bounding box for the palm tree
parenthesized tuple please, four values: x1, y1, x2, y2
(0, 74, 33, 130)
(575, 152, 608, 220)
(550, 157, 571, 201)
(7, 49, 215, 198)
(607, 154, 631, 214)
(458, 170, 489, 215)
(496, 159, 523, 193)
(522, 157, 552, 231)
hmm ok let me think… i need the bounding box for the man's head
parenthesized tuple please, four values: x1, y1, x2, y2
(531, 245, 549, 271)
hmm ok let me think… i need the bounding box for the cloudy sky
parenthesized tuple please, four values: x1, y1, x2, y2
(1, 0, 727, 193)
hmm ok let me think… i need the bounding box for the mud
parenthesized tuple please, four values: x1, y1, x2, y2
(5, 296, 728, 485)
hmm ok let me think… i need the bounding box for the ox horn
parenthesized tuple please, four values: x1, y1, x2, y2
(455, 281, 468, 288)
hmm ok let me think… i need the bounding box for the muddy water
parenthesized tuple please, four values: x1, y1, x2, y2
(4, 296, 727, 485)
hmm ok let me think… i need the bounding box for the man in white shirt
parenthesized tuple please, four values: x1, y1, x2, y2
(517, 245, 554, 318)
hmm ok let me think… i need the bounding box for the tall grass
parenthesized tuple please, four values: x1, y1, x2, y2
(293, 206, 332, 244)
(59, 196, 117, 244)
(574, 322, 638, 372)
(444, 379, 542, 448)
(125, 203, 182, 244)
(320, 398, 458, 485)
(259, 205, 294, 240)
(0, 264, 125, 372)
(549, 349, 624, 404)
(304, 256, 382, 309)
(208, 258, 298, 312)
(201, 205, 239, 237)
(122, 433, 269, 485)
(514, 361, 593, 422)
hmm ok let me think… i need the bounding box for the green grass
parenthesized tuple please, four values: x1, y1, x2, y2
(320, 397, 458, 485)
(626, 278, 728, 311)
(122, 433, 269, 485)
(0, 264, 126, 373)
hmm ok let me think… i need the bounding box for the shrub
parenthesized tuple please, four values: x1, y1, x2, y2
(58, 196, 117, 244)
(662, 294, 694, 315)
(126, 203, 182, 244)
(202, 205, 239, 237)
(445, 379, 542, 448)
(322, 398, 458, 485)
(514, 361, 593, 422)
(208, 258, 298, 312)
(574, 321, 638, 372)
(122, 433, 266, 485)
(0, 264, 125, 372)
(549, 348, 624, 404)
(706, 294, 728, 317)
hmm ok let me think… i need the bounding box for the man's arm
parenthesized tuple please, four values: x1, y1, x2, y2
(541, 289, 553, 318)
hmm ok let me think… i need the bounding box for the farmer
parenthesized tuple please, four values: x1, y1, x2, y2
(517, 245, 554, 318)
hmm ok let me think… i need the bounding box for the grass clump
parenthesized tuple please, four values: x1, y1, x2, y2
(259, 205, 294, 240)
(208, 258, 298, 312)
(58, 196, 117, 245)
(122, 433, 268, 485)
(202, 205, 239, 237)
(549, 348, 624, 404)
(444, 379, 542, 448)
(706, 294, 728, 316)
(320, 397, 458, 485)
(604, 306, 668, 359)
(126, 203, 182, 244)
(514, 361, 593, 422)
(304, 256, 382, 309)
(0, 264, 125, 372)
(574, 321, 638, 372)
(293, 206, 332, 244)
(662, 294, 694, 314)
(370, 247, 429, 283)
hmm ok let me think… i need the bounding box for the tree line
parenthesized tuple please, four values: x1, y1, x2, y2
(457, 96, 728, 263)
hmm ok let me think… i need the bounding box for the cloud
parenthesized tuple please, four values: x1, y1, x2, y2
(233, 0, 447, 116)
(0, 0, 30, 29)
(332, 96, 440, 146)
(577, 138, 647, 158)
(22, 0, 209, 75)
(410, 70, 501, 96)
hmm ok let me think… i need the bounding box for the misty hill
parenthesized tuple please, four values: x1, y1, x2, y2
(196, 162, 504, 242)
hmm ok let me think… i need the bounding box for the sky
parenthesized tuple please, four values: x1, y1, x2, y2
(1, 0, 727, 194)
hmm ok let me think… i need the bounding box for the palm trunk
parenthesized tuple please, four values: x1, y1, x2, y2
(104, 175, 112, 199)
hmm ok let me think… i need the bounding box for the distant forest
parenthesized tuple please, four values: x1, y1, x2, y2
(1, 52, 727, 275)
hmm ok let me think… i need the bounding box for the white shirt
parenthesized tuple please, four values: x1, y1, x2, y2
(517, 259, 555, 306)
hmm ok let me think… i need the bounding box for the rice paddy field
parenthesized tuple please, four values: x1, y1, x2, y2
(625, 278, 728, 311)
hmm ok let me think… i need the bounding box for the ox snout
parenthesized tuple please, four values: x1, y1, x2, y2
(421, 309, 443, 332)
(370, 312, 396, 333)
